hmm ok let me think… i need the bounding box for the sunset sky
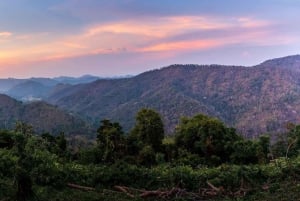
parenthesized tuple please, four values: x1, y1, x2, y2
(0, 0, 300, 78)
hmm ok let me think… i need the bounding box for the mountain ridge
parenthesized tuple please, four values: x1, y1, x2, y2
(2, 55, 300, 138)
(45, 55, 300, 137)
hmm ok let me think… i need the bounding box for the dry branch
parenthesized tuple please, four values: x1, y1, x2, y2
(114, 186, 135, 198)
(207, 181, 221, 192)
(67, 183, 95, 191)
(112, 182, 252, 200)
(140, 190, 162, 198)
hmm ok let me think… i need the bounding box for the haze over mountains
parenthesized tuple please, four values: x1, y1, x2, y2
(1, 55, 300, 137)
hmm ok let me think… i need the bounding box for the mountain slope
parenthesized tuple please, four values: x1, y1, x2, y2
(46, 56, 300, 137)
(259, 55, 300, 72)
(0, 94, 91, 135)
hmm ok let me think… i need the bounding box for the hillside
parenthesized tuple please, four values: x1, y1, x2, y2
(45, 55, 300, 137)
(260, 55, 300, 72)
(0, 94, 91, 135)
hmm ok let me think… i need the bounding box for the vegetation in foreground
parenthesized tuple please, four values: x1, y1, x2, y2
(1, 108, 300, 200)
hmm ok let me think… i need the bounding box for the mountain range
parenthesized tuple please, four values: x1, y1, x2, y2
(1, 55, 300, 138)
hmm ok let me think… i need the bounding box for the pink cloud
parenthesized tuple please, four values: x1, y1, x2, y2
(237, 17, 271, 28)
(0, 32, 12, 37)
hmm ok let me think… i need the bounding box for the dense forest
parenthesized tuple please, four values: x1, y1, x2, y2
(1, 108, 300, 200)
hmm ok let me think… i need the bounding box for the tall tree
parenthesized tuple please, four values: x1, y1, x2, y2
(97, 119, 125, 163)
(130, 108, 164, 152)
(14, 121, 34, 137)
(14, 133, 34, 201)
(56, 132, 67, 152)
(175, 114, 240, 165)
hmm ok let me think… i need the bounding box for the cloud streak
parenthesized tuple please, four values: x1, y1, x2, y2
(0, 32, 12, 37)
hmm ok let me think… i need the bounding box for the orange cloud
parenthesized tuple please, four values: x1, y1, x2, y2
(85, 16, 232, 38)
(139, 40, 221, 52)
(138, 30, 271, 53)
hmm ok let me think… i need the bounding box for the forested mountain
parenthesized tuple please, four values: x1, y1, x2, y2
(47, 55, 300, 137)
(0, 94, 90, 135)
(2, 55, 300, 137)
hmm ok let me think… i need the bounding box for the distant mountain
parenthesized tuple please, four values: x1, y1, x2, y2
(0, 94, 91, 135)
(47, 55, 300, 137)
(6, 80, 51, 101)
(53, 75, 100, 85)
(0, 75, 101, 101)
(0, 78, 25, 92)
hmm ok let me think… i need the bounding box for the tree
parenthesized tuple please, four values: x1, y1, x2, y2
(56, 132, 67, 152)
(130, 108, 164, 152)
(14, 121, 34, 137)
(14, 133, 34, 201)
(138, 145, 156, 167)
(175, 114, 240, 165)
(256, 135, 270, 163)
(0, 130, 14, 149)
(40, 132, 67, 157)
(230, 140, 259, 164)
(97, 119, 125, 163)
(284, 124, 300, 158)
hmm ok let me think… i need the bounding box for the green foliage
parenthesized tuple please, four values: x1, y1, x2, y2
(29, 149, 65, 187)
(138, 145, 156, 166)
(256, 135, 271, 163)
(0, 149, 17, 177)
(271, 134, 287, 158)
(97, 119, 126, 163)
(230, 140, 259, 164)
(14, 121, 34, 137)
(130, 108, 164, 152)
(1, 112, 300, 201)
(56, 132, 67, 153)
(285, 124, 300, 158)
(175, 114, 241, 165)
(0, 130, 14, 149)
(77, 147, 100, 164)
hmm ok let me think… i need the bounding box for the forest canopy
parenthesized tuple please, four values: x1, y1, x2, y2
(1, 109, 300, 201)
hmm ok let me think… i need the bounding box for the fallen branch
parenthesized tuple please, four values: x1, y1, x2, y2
(113, 183, 250, 200)
(113, 185, 202, 200)
(114, 186, 135, 198)
(67, 183, 95, 191)
(140, 190, 163, 198)
(207, 181, 222, 192)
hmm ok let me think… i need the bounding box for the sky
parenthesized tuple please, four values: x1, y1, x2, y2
(0, 0, 300, 78)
